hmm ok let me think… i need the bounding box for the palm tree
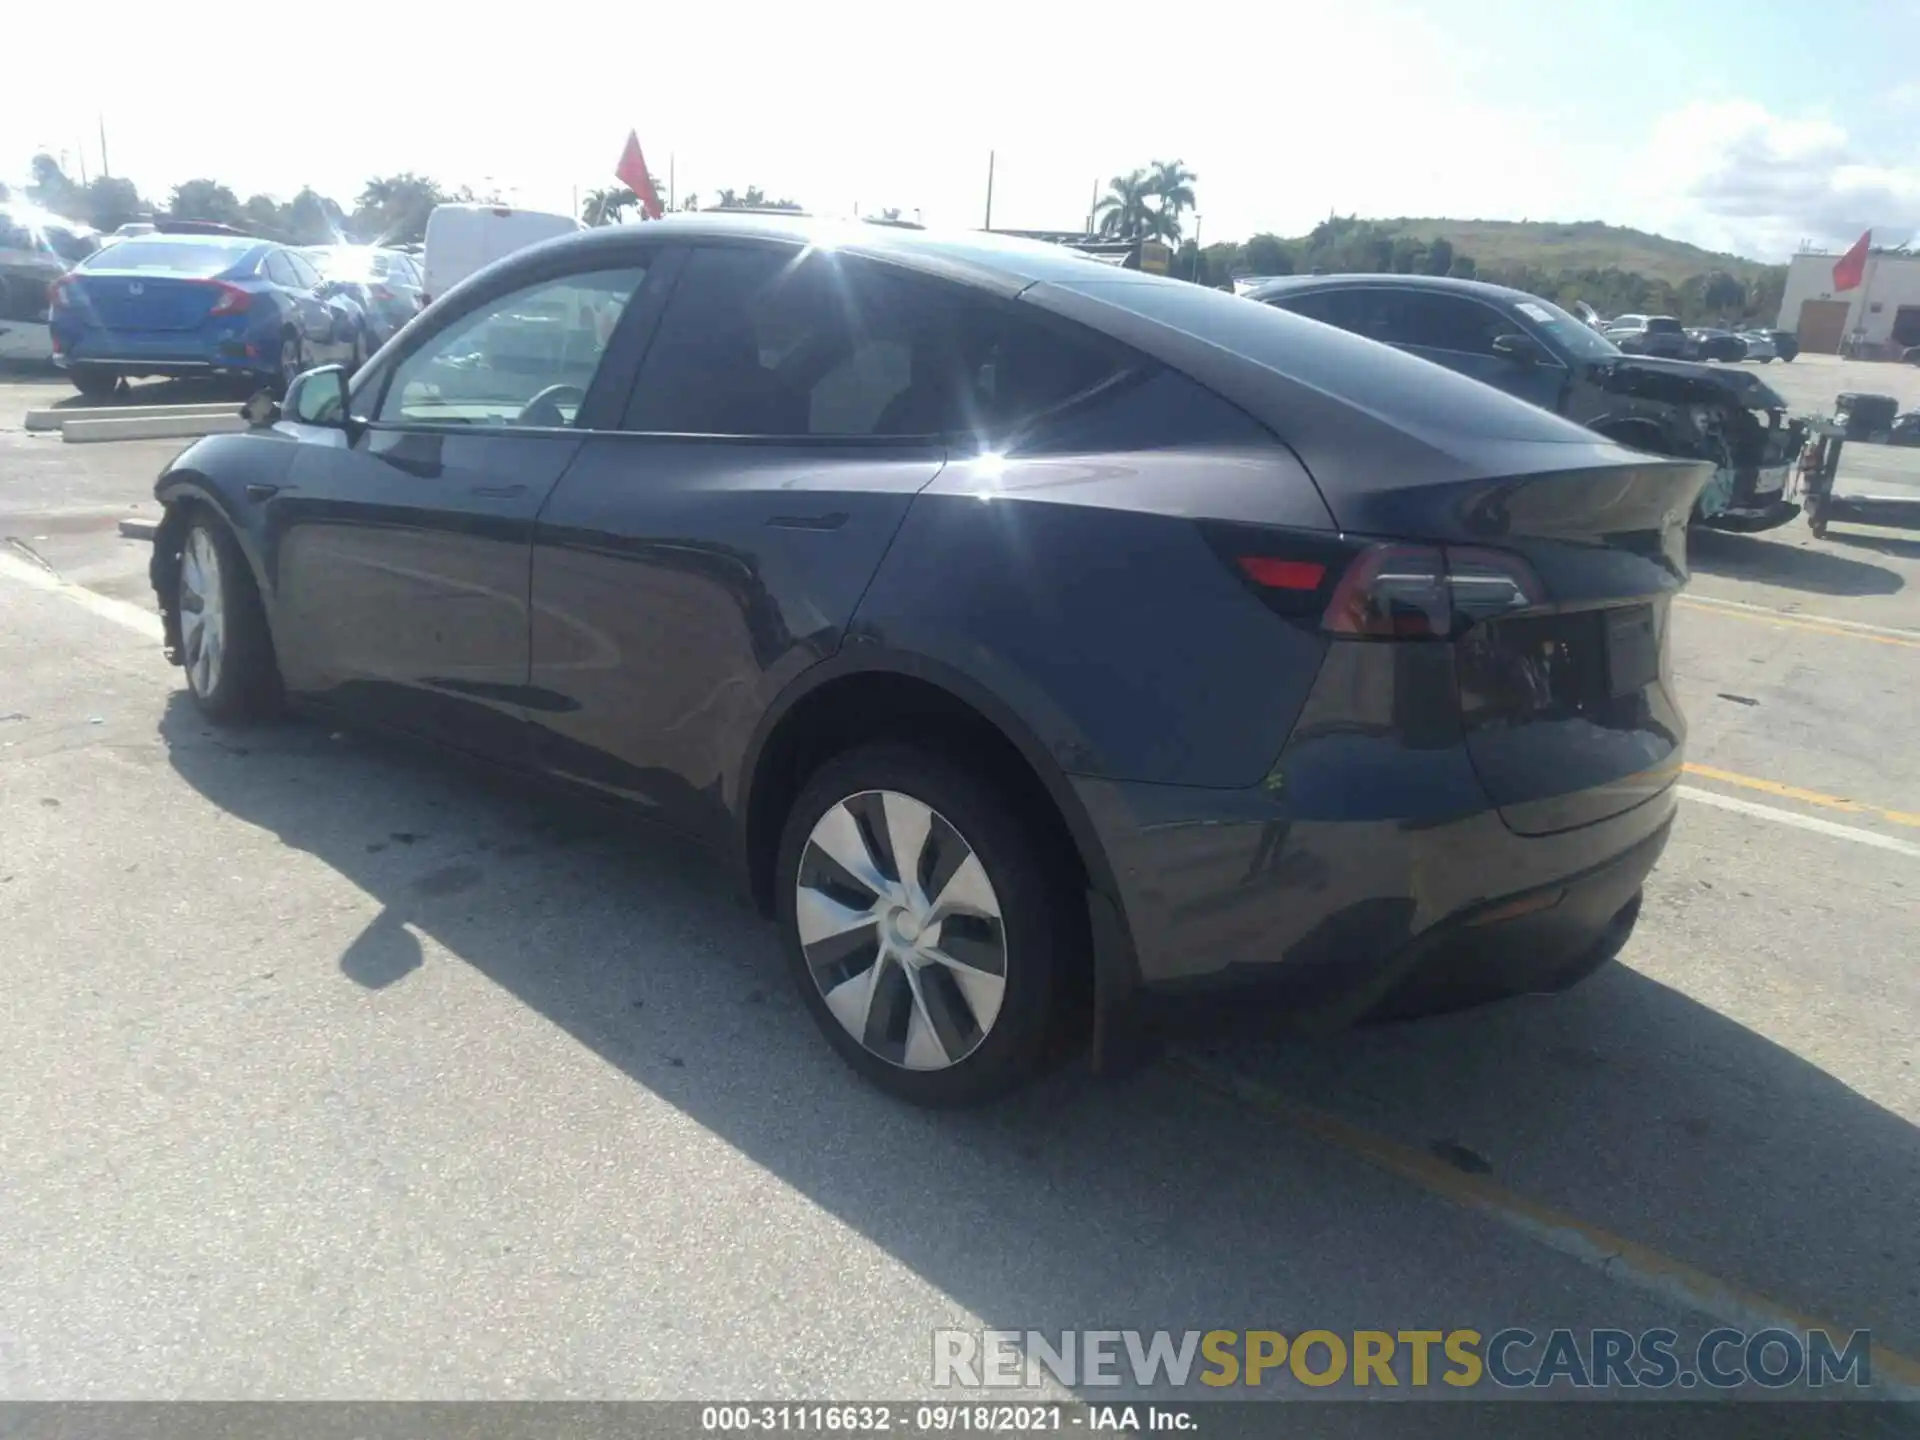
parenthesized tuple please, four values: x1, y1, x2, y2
(680, 192, 700, 212)
(714, 187, 739, 208)
(1094, 170, 1155, 240)
(1147, 159, 1198, 242)
(582, 186, 636, 226)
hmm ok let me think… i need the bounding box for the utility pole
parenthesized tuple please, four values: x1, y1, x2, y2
(983, 151, 995, 231)
(98, 115, 109, 178)
(1088, 178, 1099, 235)
(1192, 214, 1204, 280)
(77, 141, 88, 186)
(669, 155, 676, 211)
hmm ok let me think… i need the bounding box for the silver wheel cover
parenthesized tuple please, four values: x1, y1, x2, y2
(795, 789, 1008, 1071)
(178, 528, 225, 699)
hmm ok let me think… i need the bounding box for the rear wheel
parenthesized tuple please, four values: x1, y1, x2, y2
(174, 514, 281, 722)
(776, 743, 1067, 1107)
(71, 366, 119, 400)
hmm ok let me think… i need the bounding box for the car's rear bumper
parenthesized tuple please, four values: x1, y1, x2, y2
(1074, 768, 1676, 1033)
(52, 328, 271, 376)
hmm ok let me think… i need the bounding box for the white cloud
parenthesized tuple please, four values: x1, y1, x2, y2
(1623, 101, 1920, 259)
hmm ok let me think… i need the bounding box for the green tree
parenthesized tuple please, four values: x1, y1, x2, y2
(81, 176, 143, 232)
(26, 154, 80, 218)
(168, 178, 243, 226)
(242, 194, 288, 236)
(355, 173, 446, 244)
(1701, 269, 1746, 317)
(1146, 159, 1198, 242)
(582, 186, 637, 226)
(1094, 169, 1155, 239)
(1242, 234, 1294, 276)
(286, 188, 344, 243)
(1448, 254, 1478, 280)
(1423, 237, 1454, 276)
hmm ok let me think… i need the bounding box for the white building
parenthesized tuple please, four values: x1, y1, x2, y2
(1777, 249, 1920, 356)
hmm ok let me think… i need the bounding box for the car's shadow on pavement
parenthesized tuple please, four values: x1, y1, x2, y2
(156, 696, 1920, 1407)
(1686, 529, 1905, 596)
(1823, 530, 1920, 562)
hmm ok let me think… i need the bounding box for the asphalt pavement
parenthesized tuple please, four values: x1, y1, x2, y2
(2, 362, 1918, 1412)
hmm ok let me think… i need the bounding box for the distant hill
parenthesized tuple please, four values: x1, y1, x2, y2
(1362, 219, 1770, 286)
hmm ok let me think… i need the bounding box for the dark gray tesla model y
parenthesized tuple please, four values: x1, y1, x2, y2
(148, 213, 1710, 1106)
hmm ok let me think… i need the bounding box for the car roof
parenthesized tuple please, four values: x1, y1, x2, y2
(466, 213, 1640, 501)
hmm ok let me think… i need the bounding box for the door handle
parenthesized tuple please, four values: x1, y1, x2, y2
(244, 483, 279, 502)
(472, 484, 527, 498)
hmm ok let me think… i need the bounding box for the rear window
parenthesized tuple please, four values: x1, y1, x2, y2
(80, 240, 243, 276)
(1646, 317, 1683, 334)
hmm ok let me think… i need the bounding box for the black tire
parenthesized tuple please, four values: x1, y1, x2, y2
(71, 366, 119, 400)
(173, 511, 282, 723)
(775, 742, 1070, 1107)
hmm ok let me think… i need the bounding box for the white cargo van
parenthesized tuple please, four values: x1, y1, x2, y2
(421, 203, 584, 305)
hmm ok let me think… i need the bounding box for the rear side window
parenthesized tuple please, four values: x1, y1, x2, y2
(1646, 317, 1683, 334)
(264, 253, 298, 287)
(623, 245, 1137, 441)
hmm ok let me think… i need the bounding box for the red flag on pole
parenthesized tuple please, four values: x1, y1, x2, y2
(616, 131, 664, 220)
(1833, 229, 1871, 292)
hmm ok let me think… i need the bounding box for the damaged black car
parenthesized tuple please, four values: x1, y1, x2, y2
(1248, 274, 1805, 532)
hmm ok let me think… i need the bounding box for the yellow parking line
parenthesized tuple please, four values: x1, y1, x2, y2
(1675, 597, 1920, 650)
(1171, 1054, 1920, 1394)
(1682, 763, 1920, 830)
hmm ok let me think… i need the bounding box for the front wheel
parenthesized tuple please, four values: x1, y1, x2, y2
(174, 514, 281, 722)
(776, 743, 1070, 1107)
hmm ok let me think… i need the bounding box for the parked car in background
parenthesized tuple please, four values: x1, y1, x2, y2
(421, 203, 583, 305)
(0, 200, 99, 362)
(50, 233, 367, 397)
(302, 245, 425, 349)
(1604, 313, 1688, 357)
(1251, 273, 1806, 531)
(1684, 327, 1748, 362)
(146, 214, 1705, 1105)
(1736, 328, 1780, 362)
(1765, 329, 1799, 362)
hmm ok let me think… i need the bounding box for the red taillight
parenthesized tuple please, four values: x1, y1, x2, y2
(370, 284, 394, 302)
(1237, 557, 1327, 591)
(206, 282, 252, 316)
(49, 275, 76, 309)
(1320, 543, 1542, 639)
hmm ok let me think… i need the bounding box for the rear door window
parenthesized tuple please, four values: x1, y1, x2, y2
(264, 252, 299, 288)
(623, 245, 1144, 444)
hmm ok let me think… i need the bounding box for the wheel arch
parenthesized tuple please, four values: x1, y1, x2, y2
(737, 649, 1124, 924)
(151, 473, 276, 663)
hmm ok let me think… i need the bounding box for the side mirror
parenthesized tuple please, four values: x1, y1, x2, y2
(1492, 333, 1543, 365)
(284, 364, 351, 428)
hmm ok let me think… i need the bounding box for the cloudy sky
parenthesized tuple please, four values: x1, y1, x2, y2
(6, 0, 1917, 259)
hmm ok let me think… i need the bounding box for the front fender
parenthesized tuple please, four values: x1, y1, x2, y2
(152, 432, 299, 656)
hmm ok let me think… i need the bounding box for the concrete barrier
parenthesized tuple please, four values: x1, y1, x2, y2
(61, 413, 249, 444)
(26, 403, 241, 433)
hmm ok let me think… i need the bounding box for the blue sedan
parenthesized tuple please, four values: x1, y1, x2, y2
(50, 233, 366, 398)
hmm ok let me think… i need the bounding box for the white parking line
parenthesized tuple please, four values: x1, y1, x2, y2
(0, 549, 163, 641)
(1680, 784, 1920, 859)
